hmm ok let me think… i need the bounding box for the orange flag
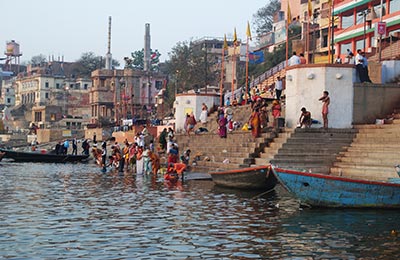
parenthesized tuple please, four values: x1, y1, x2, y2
(308, 0, 313, 19)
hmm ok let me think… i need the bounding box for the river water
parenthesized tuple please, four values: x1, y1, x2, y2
(0, 162, 399, 259)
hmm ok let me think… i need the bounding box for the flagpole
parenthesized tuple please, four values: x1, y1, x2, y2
(220, 46, 225, 107)
(286, 21, 289, 66)
(307, 0, 312, 64)
(231, 28, 237, 101)
(328, 5, 332, 63)
(286, 3, 291, 66)
(231, 46, 235, 100)
(245, 37, 249, 104)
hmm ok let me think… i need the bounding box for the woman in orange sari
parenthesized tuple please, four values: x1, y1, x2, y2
(248, 108, 261, 138)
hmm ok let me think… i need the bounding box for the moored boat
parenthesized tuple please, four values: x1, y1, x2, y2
(0, 151, 4, 162)
(210, 165, 277, 190)
(272, 166, 400, 208)
(0, 148, 89, 163)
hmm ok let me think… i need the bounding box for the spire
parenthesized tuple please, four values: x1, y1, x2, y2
(105, 16, 112, 70)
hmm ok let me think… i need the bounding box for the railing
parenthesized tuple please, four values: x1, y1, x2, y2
(248, 61, 286, 88)
(224, 60, 287, 102)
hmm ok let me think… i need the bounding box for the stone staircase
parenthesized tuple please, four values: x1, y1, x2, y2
(253, 129, 293, 166)
(331, 109, 400, 181)
(177, 131, 277, 172)
(269, 128, 358, 174)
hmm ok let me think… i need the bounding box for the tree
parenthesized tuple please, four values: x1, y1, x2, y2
(253, 0, 281, 35)
(73, 52, 120, 77)
(29, 54, 47, 66)
(124, 49, 161, 71)
(163, 41, 217, 94)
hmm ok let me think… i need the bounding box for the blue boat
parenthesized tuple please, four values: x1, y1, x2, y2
(272, 166, 400, 208)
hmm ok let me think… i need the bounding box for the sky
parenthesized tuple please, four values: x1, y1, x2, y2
(1, 0, 269, 66)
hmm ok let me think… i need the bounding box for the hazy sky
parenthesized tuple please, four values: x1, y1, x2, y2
(2, 0, 268, 66)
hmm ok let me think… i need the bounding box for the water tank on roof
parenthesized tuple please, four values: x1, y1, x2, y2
(5, 40, 21, 56)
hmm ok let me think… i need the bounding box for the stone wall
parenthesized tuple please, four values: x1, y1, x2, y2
(353, 83, 400, 124)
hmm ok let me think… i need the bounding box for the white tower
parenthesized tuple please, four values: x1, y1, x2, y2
(144, 23, 151, 72)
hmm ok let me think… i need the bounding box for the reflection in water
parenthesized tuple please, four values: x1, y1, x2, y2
(0, 161, 399, 259)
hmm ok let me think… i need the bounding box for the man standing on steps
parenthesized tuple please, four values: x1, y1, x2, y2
(274, 76, 283, 100)
(319, 91, 330, 129)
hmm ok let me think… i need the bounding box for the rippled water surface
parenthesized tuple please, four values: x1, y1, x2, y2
(0, 161, 399, 259)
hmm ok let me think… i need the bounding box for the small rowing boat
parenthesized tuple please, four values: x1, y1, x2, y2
(272, 166, 400, 208)
(0, 148, 89, 163)
(210, 165, 277, 190)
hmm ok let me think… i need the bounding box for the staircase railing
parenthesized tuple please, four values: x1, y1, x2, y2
(224, 60, 287, 102)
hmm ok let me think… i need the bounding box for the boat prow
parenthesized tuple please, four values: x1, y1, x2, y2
(210, 165, 277, 190)
(271, 165, 400, 208)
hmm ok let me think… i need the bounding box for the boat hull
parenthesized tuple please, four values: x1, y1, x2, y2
(0, 149, 89, 163)
(272, 167, 400, 208)
(210, 166, 277, 190)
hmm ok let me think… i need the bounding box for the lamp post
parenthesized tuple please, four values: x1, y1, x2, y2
(359, 9, 371, 52)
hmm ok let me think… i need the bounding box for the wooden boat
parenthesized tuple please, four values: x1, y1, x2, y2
(0, 148, 89, 163)
(272, 166, 400, 208)
(210, 165, 277, 190)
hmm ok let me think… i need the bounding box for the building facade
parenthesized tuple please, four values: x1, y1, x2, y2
(90, 68, 166, 126)
(334, 0, 400, 58)
(11, 61, 92, 129)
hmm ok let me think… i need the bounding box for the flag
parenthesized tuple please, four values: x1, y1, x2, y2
(308, 0, 313, 19)
(246, 21, 252, 41)
(248, 51, 264, 64)
(287, 2, 292, 25)
(223, 34, 228, 50)
(233, 28, 238, 46)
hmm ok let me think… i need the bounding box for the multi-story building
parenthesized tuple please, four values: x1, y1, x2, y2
(12, 61, 92, 129)
(90, 68, 166, 126)
(334, 0, 400, 58)
(1, 78, 16, 106)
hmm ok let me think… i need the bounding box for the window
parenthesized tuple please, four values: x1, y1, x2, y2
(342, 14, 354, 28)
(340, 42, 352, 54)
(155, 81, 163, 90)
(45, 82, 49, 88)
(390, 0, 400, 13)
(7, 98, 11, 104)
(34, 111, 42, 122)
(45, 93, 49, 99)
(50, 113, 56, 121)
(6, 88, 9, 93)
(56, 83, 60, 89)
(356, 39, 364, 50)
(70, 84, 74, 89)
(84, 84, 88, 89)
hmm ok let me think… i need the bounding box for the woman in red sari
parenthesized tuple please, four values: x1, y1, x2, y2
(218, 113, 228, 138)
(248, 108, 261, 138)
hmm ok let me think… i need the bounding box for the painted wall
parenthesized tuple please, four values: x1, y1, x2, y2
(353, 83, 400, 124)
(285, 64, 356, 128)
(175, 94, 219, 133)
(382, 60, 400, 83)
